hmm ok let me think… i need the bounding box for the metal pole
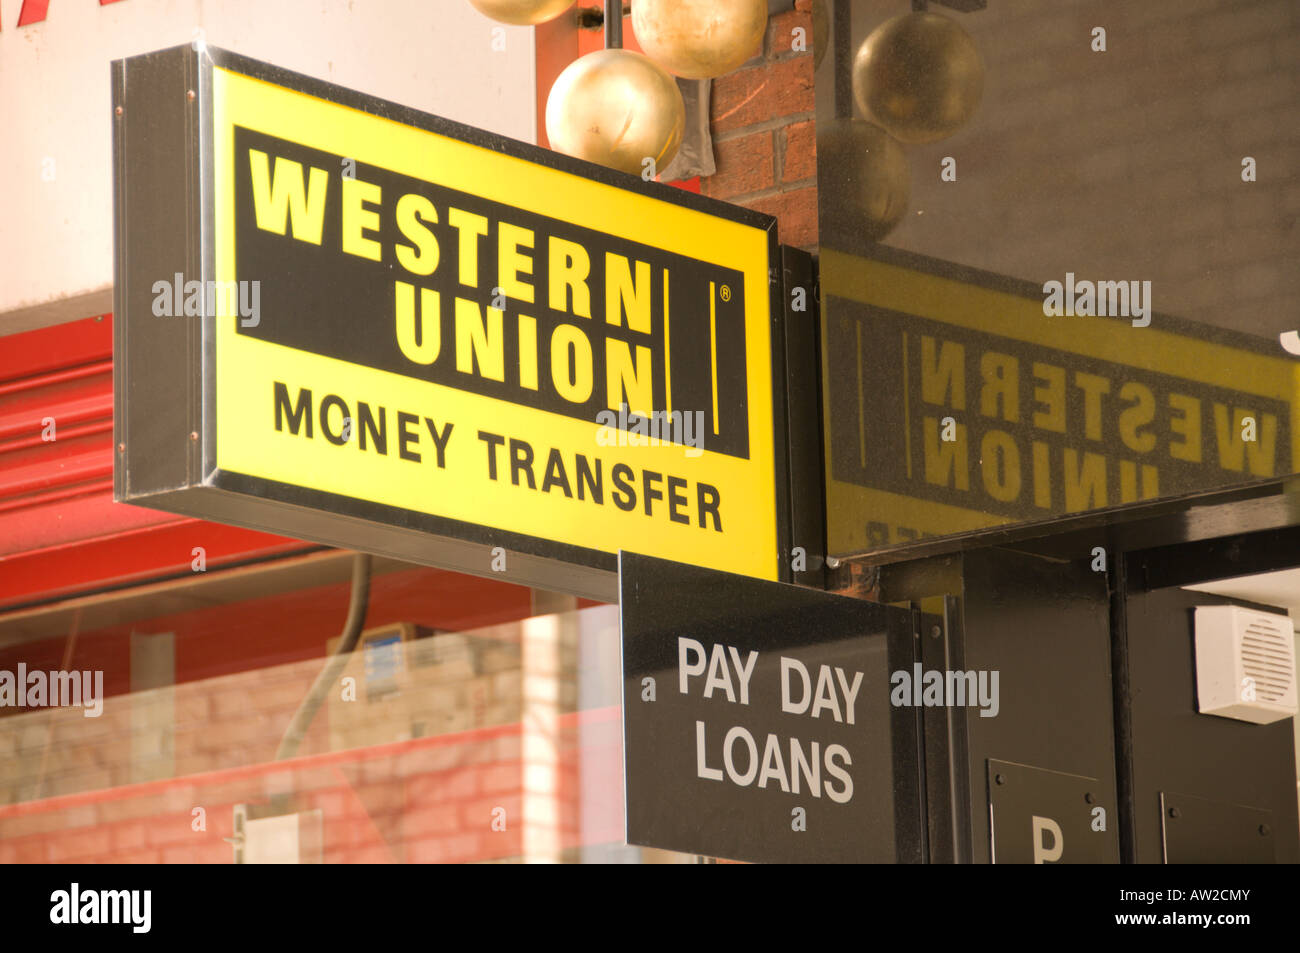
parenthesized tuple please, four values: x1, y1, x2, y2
(833, 0, 852, 119)
(605, 0, 622, 49)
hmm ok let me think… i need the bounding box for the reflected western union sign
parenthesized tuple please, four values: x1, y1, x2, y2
(113, 47, 785, 598)
(820, 245, 1300, 557)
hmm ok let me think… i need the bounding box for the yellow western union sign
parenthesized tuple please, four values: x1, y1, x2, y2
(112, 47, 785, 596)
(820, 245, 1300, 557)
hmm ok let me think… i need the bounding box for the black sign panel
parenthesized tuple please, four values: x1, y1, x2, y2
(987, 759, 1119, 864)
(1160, 792, 1277, 863)
(233, 126, 752, 459)
(619, 551, 922, 863)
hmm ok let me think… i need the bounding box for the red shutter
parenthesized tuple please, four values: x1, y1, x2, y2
(0, 314, 311, 610)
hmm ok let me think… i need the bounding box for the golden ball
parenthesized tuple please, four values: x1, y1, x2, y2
(467, 0, 574, 27)
(815, 120, 910, 243)
(631, 0, 767, 80)
(852, 11, 984, 145)
(546, 49, 685, 177)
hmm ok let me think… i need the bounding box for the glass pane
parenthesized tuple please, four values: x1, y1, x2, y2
(0, 556, 693, 863)
(814, 0, 1300, 556)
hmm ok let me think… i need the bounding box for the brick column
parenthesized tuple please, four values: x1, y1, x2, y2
(702, 1, 818, 250)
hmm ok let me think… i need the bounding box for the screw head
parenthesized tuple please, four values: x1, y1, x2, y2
(1084, 792, 1095, 804)
(189, 431, 199, 441)
(117, 443, 125, 453)
(186, 89, 196, 101)
(1168, 806, 1180, 819)
(994, 773, 1005, 785)
(1259, 824, 1271, 836)
(930, 625, 942, 639)
(114, 105, 123, 117)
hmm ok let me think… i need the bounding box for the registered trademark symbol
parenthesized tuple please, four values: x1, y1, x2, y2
(720, 285, 731, 302)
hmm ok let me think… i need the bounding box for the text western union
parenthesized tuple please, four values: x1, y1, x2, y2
(249, 148, 669, 417)
(917, 334, 1281, 510)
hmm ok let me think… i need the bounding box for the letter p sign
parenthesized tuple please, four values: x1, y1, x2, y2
(678, 637, 706, 695)
(1032, 815, 1063, 864)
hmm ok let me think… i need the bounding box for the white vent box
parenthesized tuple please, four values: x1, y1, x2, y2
(1193, 606, 1297, 725)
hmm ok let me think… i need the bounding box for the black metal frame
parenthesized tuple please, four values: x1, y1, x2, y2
(1107, 548, 1138, 863)
(879, 545, 1123, 864)
(780, 247, 828, 588)
(917, 596, 974, 862)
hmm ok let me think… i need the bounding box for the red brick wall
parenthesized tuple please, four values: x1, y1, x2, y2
(0, 709, 622, 864)
(702, 1, 818, 250)
(539, 2, 820, 248)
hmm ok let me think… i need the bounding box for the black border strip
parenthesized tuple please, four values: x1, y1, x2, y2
(1110, 549, 1137, 864)
(1131, 521, 1300, 591)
